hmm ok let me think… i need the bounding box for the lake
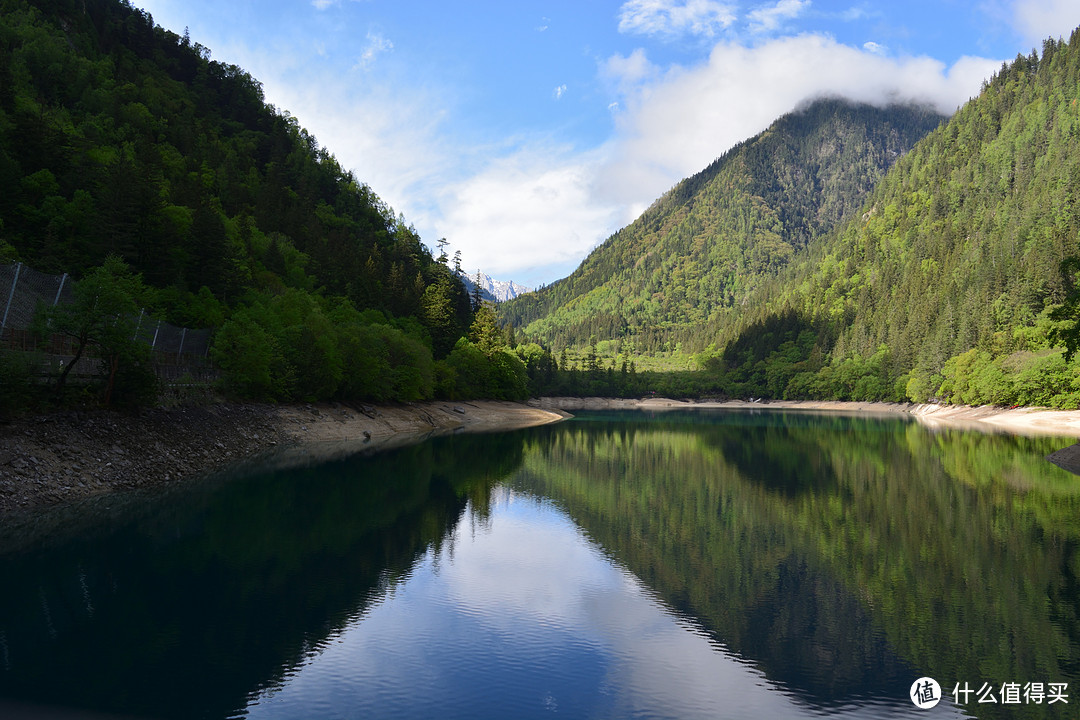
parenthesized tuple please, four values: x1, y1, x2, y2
(1, 409, 1078, 719)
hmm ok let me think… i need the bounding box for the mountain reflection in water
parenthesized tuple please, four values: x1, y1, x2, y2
(0, 410, 1076, 719)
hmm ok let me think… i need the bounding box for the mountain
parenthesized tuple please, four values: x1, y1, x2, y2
(461, 272, 532, 303)
(499, 98, 946, 354)
(0, 0, 527, 409)
(712, 32, 1080, 405)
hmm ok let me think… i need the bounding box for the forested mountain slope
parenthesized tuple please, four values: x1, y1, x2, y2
(0, 0, 528, 409)
(716, 32, 1080, 406)
(499, 99, 944, 354)
(0, 0, 458, 317)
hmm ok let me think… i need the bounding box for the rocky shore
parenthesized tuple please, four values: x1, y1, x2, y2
(5, 395, 1080, 516)
(0, 400, 568, 514)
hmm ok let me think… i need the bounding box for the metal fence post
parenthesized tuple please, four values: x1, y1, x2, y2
(133, 309, 144, 341)
(1, 262, 23, 334)
(177, 327, 186, 363)
(52, 272, 68, 306)
(151, 320, 161, 349)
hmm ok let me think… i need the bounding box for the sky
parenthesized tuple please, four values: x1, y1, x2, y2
(133, 0, 1080, 289)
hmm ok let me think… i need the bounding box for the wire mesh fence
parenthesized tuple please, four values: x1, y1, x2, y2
(0, 263, 74, 332)
(1, 262, 217, 387)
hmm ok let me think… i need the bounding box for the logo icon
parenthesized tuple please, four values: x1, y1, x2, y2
(911, 677, 942, 709)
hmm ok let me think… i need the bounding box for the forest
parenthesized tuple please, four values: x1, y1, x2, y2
(499, 99, 947, 354)
(505, 29, 1080, 408)
(4, 0, 1080, 412)
(0, 0, 528, 415)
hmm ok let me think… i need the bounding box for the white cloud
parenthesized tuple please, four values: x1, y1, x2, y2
(600, 48, 659, 95)
(863, 40, 887, 55)
(839, 6, 869, 21)
(356, 31, 393, 70)
(311, 0, 368, 9)
(231, 57, 456, 249)
(433, 145, 621, 280)
(617, 0, 737, 38)
(553, 83, 568, 100)
(747, 0, 810, 34)
(593, 35, 999, 222)
(436, 34, 1001, 283)
(1012, 0, 1080, 44)
(166, 4, 1004, 287)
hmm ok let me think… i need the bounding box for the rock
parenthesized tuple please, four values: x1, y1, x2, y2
(453, 406, 467, 415)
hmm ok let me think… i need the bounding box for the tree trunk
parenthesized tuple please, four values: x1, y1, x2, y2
(54, 335, 89, 397)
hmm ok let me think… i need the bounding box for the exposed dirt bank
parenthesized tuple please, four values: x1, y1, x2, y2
(0, 401, 568, 514)
(532, 396, 1080, 437)
(6, 395, 1078, 516)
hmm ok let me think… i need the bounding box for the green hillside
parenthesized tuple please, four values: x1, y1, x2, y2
(0, 0, 526, 411)
(716, 32, 1080, 406)
(508, 29, 1080, 408)
(499, 99, 945, 355)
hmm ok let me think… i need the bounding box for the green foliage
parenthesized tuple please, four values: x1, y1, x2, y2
(0, 0, 445, 317)
(212, 290, 435, 403)
(489, 350, 528, 402)
(504, 33, 1080, 407)
(0, 238, 18, 263)
(443, 338, 491, 399)
(0, 349, 41, 418)
(501, 99, 944, 356)
(421, 271, 470, 358)
(211, 311, 286, 400)
(935, 344, 1080, 409)
(469, 302, 502, 356)
(379, 324, 434, 402)
(35, 255, 156, 406)
(768, 34, 1080, 404)
(1050, 254, 1080, 359)
(436, 335, 529, 401)
(0, 0, 525, 408)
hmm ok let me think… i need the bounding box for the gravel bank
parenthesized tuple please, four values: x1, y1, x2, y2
(0, 401, 568, 514)
(7, 395, 1077, 515)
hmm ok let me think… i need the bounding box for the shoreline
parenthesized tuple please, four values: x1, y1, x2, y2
(531, 396, 1080, 437)
(5, 395, 1080, 516)
(0, 400, 569, 514)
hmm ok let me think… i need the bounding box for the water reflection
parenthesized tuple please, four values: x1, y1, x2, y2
(0, 410, 1077, 719)
(516, 410, 1080, 719)
(0, 433, 521, 719)
(241, 489, 945, 720)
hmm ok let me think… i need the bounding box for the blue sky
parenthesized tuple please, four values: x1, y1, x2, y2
(134, 0, 1080, 288)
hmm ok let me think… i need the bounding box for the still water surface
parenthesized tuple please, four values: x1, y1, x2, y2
(1, 409, 1078, 719)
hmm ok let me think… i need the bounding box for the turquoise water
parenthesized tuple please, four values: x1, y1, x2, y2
(1, 410, 1077, 719)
